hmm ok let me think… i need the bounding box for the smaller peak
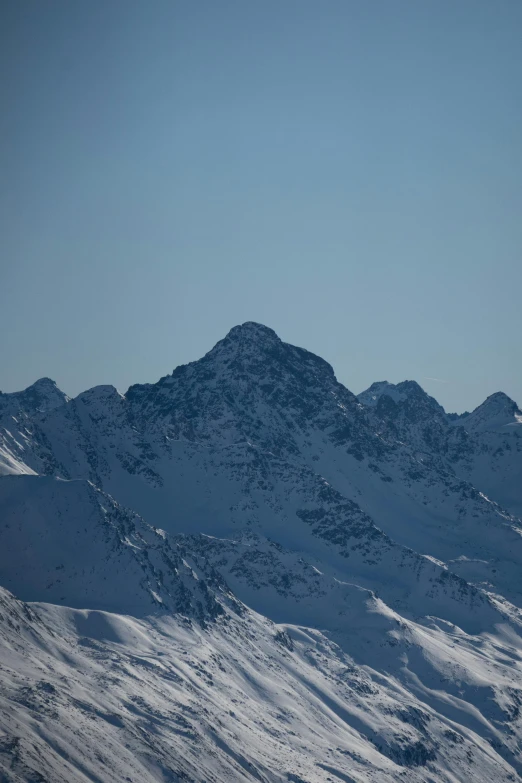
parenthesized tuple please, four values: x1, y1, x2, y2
(28, 377, 58, 390)
(19, 377, 68, 412)
(358, 378, 445, 415)
(395, 381, 441, 403)
(396, 380, 424, 394)
(484, 391, 516, 406)
(358, 381, 397, 407)
(76, 385, 125, 404)
(462, 391, 521, 433)
(472, 392, 519, 415)
(394, 380, 446, 414)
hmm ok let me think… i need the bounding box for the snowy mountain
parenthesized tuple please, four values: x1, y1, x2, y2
(458, 392, 522, 434)
(1, 322, 522, 781)
(358, 379, 522, 518)
(0, 379, 69, 476)
(0, 377, 69, 418)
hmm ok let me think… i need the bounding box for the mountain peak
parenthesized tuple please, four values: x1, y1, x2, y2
(76, 384, 124, 401)
(28, 377, 58, 391)
(357, 381, 394, 407)
(74, 385, 126, 413)
(484, 391, 517, 407)
(462, 391, 521, 433)
(125, 321, 351, 454)
(0, 377, 68, 416)
(226, 321, 280, 341)
(358, 379, 447, 431)
(395, 380, 426, 396)
(211, 322, 282, 357)
(23, 378, 69, 412)
(358, 379, 439, 408)
(203, 322, 337, 384)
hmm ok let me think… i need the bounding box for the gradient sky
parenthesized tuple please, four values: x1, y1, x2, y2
(1, 0, 521, 412)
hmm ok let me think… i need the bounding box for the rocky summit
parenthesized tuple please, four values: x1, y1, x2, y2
(1, 323, 522, 783)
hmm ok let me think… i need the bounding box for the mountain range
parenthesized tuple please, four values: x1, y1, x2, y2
(1, 322, 521, 782)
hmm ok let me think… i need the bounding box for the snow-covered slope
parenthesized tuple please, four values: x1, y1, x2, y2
(1, 322, 522, 781)
(2, 578, 522, 782)
(0, 378, 69, 477)
(0, 474, 238, 619)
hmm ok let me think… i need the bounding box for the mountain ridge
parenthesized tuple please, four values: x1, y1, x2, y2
(1, 322, 522, 781)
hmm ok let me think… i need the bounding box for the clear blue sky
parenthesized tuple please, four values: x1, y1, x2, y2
(1, 0, 521, 412)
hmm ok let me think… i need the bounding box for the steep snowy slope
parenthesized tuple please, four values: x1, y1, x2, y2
(0, 378, 69, 477)
(2, 580, 522, 782)
(0, 474, 237, 618)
